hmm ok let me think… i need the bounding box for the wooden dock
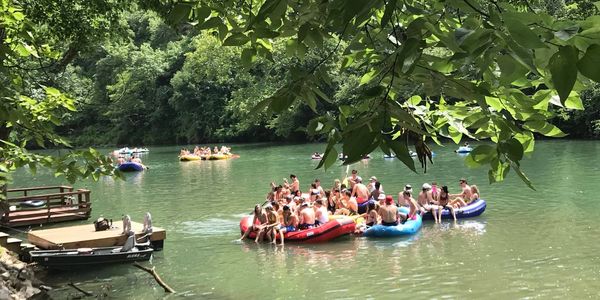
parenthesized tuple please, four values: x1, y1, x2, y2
(2, 186, 92, 227)
(27, 221, 166, 250)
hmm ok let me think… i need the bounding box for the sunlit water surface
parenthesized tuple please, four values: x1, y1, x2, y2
(10, 140, 600, 299)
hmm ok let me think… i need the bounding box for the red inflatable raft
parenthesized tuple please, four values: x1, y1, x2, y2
(239, 216, 356, 243)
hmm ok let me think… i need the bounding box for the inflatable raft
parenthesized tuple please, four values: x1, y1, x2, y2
(179, 154, 201, 161)
(208, 154, 230, 160)
(421, 199, 487, 220)
(311, 154, 323, 160)
(239, 216, 356, 243)
(117, 162, 145, 172)
(363, 207, 422, 237)
(456, 146, 472, 153)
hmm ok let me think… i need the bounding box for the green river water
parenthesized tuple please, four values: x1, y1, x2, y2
(9, 140, 600, 299)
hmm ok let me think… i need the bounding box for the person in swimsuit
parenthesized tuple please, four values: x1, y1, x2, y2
(417, 183, 439, 223)
(298, 203, 316, 229)
(351, 178, 369, 205)
(364, 201, 379, 227)
(470, 185, 480, 202)
(262, 205, 279, 244)
(290, 174, 300, 195)
(438, 185, 457, 222)
(277, 205, 299, 244)
(402, 190, 419, 222)
(239, 204, 268, 242)
(378, 196, 400, 226)
(450, 178, 472, 207)
(309, 183, 321, 202)
(314, 199, 329, 226)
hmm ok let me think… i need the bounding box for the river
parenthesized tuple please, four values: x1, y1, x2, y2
(9, 140, 600, 299)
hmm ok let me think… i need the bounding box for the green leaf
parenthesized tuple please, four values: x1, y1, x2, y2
(386, 138, 416, 172)
(169, 3, 192, 24)
(197, 17, 222, 30)
(523, 121, 567, 137)
(241, 48, 257, 67)
(223, 33, 250, 46)
(342, 125, 376, 164)
(554, 25, 580, 41)
(381, 0, 396, 28)
(577, 44, 600, 83)
(469, 145, 497, 164)
(499, 138, 524, 162)
(511, 161, 536, 190)
(564, 93, 583, 110)
(549, 46, 578, 103)
(503, 14, 546, 49)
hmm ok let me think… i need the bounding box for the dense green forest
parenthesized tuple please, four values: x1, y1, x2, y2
(4, 0, 600, 189)
(37, 1, 599, 146)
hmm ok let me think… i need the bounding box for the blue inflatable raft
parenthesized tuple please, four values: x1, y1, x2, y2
(363, 207, 422, 237)
(117, 162, 145, 172)
(422, 199, 487, 220)
(456, 146, 472, 153)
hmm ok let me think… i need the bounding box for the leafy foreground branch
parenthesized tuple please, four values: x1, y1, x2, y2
(152, 0, 600, 189)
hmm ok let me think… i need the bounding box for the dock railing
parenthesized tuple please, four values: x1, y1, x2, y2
(2, 186, 92, 226)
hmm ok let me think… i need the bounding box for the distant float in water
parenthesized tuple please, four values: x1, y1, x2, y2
(113, 147, 149, 156)
(338, 153, 371, 160)
(311, 153, 323, 160)
(455, 146, 473, 153)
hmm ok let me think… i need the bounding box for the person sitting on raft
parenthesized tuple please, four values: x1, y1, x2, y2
(277, 205, 299, 244)
(378, 195, 403, 226)
(239, 204, 268, 243)
(298, 202, 316, 229)
(117, 156, 125, 165)
(262, 205, 280, 244)
(398, 184, 412, 206)
(309, 183, 321, 202)
(438, 185, 457, 222)
(417, 183, 439, 223)
(401, 190, 419, 221)
(364, 201, 380, 227)
(449, 178, 471, 207)
(334, 190, 358, 215)
(314, 199, 329, 226)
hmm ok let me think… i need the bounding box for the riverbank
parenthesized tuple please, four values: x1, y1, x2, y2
(0, 247, 44, 299)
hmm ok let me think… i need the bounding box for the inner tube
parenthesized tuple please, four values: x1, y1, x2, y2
(456, 146, 472, 153)
(179, 155, 201, 161)
(19, 200, 46, 208)
(117, 162, 145, 172)
(421, 199, 487, 220)
(363, 207, 422, 237)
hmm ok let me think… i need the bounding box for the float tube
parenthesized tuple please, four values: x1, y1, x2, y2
(456, 146, 472, 153)
(117, 162, 145, 172)
(208, 154, 230, 160)
(179, 155, 201, 161)
(19, 200, 46, 208)
(239, 216, 356, 243)
(311, 154, 323, 160)
(363, 207, 422, 237)
(422, 199, 487, 220)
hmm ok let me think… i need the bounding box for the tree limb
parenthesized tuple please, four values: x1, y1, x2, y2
(133, 262, 175, 293)
(463, 0, 490, 18)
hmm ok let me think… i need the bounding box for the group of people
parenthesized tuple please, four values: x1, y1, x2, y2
(117, 155, 143, 165)
(241, 171, 481, 244)
(180, 146, 231, 157)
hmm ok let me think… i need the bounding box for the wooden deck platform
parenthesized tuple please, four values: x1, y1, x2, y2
(27, 221, 166, 250)
(2, 186, 92, 227)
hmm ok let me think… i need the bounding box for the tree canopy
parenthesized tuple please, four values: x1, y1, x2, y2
(1, 0, 600, 191)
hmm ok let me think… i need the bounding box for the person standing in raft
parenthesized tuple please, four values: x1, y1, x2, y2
(289, 174, 300, 195)
(351, 177, 369, 206)
(346, 169, 362, 190)
(239, 204, 268, 243)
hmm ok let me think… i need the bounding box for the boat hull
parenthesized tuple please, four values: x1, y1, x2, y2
(29, 247, 153, 269)
(239, 216, 356, 243)
(421, 199, 487, 220)
(117, 162, 144, 172)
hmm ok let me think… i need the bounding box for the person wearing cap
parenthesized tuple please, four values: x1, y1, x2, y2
(397, 184, 412, 206)
(351, 177, 369, 206)
(298, 202, 316, 230)
(368, 176, 384, 194)
(418, 183, 439, 223)
(378, 195, 401, 226)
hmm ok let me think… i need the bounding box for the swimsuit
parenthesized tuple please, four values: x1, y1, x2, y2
(381, 220, 398, 226)
(298, 223, 315, 230)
